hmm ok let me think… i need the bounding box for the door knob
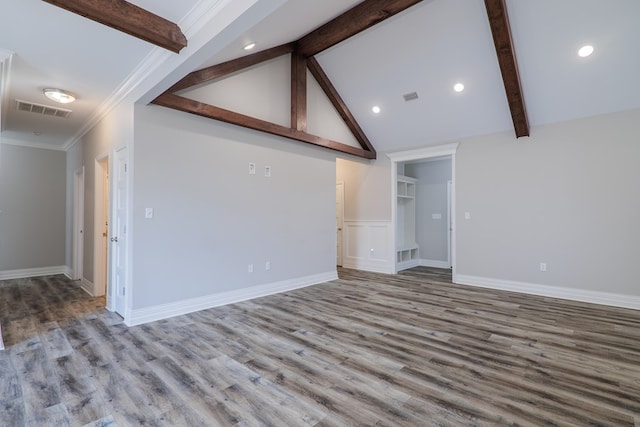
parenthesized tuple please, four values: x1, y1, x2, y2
(111, 237, 118, 242)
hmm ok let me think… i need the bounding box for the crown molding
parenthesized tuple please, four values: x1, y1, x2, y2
(1, 137, 66, 151)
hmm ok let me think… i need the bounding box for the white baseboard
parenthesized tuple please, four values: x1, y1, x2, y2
(343, 259, 394, 274)
(456, 274, 640, 311)
(125, 271, 338, 327)
(396, 259, 421, 272)
(80, 278, 95, 296)
(0, 265, 68, 281)
(420, 259, 451, 269)
(63, 266, 73, 279)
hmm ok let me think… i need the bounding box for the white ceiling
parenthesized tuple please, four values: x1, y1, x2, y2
(1, 0, 639, 153)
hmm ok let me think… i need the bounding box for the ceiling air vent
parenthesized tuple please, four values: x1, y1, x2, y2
(403, 91, 419, 102)
(16, 99, 71, 118)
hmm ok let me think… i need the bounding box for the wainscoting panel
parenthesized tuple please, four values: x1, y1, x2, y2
(342, 221, 393, 274)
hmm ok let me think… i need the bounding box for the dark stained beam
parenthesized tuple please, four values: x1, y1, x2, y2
(296, 0, 422, 57)
(169, 43, 295, 93)
(307, 57, 376, 156)
(484, 0, 529, 137)
(291, 53, 307, 132)
(152, 93, 376, 159)
(42, 0, 187, 53)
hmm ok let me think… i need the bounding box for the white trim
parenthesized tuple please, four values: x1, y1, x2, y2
(0, 266, 68, 280)
(343, 259, 395, 274)
(386, 142, 459, 163)
(420, 259, 451, 269)
(396, 259, 421, 271)
(63, 266, 73, 279)
(126, 271, 338, 326)
(456, 275, 640, 311)
(80, 278, 96, 296)
(0, 49, 14, 134)
(0, 138, 66, 151)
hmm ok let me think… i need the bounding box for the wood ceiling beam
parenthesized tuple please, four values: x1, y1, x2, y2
(307, 57, 376, 157)
(296, 0, 422, 57)
(484, 0, 529, 137)
(152, 93, 376, 159)
(43, 0, 187, 53)
(42, 0, 187, 53)
(291, 53, 307, 132)
(169, 43, 295, 93)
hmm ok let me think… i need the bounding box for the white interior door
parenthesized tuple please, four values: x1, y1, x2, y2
(72, 167, 84, 280)
(336, 182, 344, 267)
(111, 147, 129, 316)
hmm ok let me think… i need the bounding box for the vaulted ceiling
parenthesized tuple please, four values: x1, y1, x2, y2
(1, 0, 639, 154)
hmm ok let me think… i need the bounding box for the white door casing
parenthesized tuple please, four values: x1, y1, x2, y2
(111, 147, 128, 316)
(336, 182, 345, 267)
(94, 155, 109, 297)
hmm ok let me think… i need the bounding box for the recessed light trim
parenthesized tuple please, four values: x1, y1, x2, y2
(578, 45, 594, 57)
(43, 88, 76, 104)
(372, 105, 381, 114)
(454, 83, 465, 93)
(243, 42, 256, 51)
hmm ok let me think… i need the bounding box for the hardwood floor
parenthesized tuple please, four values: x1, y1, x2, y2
(1, 268, 639, 426)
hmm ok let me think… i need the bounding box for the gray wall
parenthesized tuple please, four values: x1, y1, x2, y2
(405, 158, 451, 263)
(456, 108, 640, 295)
(132, 105, 336, 309)
(0, 144, 66, 270)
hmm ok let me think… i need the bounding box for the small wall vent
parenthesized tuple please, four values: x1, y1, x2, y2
(16, 99, 71, 118)
(403, 92, 419, 102)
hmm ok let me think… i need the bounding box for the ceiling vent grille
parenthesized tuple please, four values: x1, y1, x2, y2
(15, 99, 71, 118)
(403, 91, 419, 102)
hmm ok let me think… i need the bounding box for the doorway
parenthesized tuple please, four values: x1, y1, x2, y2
(388, 143, 459, 280)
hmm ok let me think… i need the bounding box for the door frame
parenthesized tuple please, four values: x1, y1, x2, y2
(72, 167, 85, 280)
(387, 143, 459, 279)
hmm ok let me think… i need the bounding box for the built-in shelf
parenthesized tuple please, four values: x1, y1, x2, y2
(396, 175, 419, 270)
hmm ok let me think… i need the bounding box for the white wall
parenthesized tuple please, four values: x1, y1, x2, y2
(0, 144, 66, 272)
(456, 108, 640, 298)
(132, 104, 336, 310)
(405, 158, 451, 264)
(65, 141, 82, 268)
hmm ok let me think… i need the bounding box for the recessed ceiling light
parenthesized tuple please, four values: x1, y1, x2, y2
(243, 42, 256, 51)
(43, 88, 76, 104)
(454, 83, 465, 93)
(578, 45, 594, 57)
(372, 105, 381, 114)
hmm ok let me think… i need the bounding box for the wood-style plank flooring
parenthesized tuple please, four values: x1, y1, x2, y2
(1, 268, 640, 426)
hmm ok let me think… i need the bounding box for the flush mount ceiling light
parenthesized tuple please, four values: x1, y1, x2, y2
(372, 105, 381, 114)
(454, 83, 465, 93)
(43, 88, 76, 104)
(243, 42, 256, 51)
(578, 45, 594, 57)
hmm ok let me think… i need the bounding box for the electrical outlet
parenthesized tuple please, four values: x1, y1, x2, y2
(249, 163, 256, 175)
(248, 264, 254, 273)
(264, 166, 271, 177)
(539, 262, 547, 272)
(265, 261, 271, 271)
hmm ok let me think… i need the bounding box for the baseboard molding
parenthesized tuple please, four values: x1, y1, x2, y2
(0, 320, 4, 351)
(0, 265, 68, 281)
(126, 271, 338, 327)
(456, 274, 640, 311)
(343, 259, 394, 274)
(396, 259, 421, 272)
(63, 266, 73, 279)
(80, 278, 95, 296)
(420, 259, 451, 269)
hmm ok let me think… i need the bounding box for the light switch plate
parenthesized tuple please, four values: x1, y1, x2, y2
(145, 208, 154, 219)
